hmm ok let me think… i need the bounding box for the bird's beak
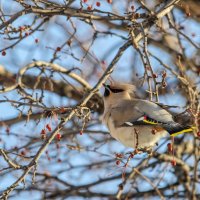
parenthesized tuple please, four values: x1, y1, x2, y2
(103, 83, 109, 89)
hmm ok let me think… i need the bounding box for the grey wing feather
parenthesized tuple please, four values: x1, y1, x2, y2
(111, 99, 174, 126)
(111, 101, 143, 126)
(134, 99, 174, 123)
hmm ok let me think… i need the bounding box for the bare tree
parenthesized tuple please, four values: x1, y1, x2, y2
(0, 0, 199, 199)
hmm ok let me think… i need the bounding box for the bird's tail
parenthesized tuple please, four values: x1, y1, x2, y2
(170, 127, 195, 137)
(163, 123, 196, 137)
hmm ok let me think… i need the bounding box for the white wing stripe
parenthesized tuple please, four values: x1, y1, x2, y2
(124, 122, 134, 126)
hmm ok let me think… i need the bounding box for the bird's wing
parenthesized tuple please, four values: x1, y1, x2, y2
(111, 99, 174, 127)
(134, 99, 174, 123)
(110, 99, 194, 136)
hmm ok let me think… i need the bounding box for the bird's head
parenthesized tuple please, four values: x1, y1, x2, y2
(103, 82, 136, 108)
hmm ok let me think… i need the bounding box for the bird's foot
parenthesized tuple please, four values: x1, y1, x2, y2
(138, 146, 153, 155)
(126, 147, 153, 159)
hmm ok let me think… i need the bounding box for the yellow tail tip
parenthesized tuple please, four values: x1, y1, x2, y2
(171, 127, 196, 137)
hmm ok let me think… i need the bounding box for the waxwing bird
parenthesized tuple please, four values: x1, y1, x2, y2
(102, 83, 194, 150)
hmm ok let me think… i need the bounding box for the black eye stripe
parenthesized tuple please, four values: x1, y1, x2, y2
(104, 85, 124, 97)
(110, 88, 124, 93)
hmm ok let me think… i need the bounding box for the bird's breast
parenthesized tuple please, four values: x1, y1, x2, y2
(107, 117, 168, 149)
(107, 117, 135, 146)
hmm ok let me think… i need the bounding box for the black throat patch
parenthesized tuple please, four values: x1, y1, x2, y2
(104, 87, 110, 97)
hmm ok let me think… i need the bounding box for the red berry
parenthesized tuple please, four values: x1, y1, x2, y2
(57, 158, 62, 163)
(197, 131, 200, 137)
(130, 153, 134, 158)
(167, 143, 173, 152)
(107, 0, 112, 3)
(59, 107, 66, 114)
(56, 47, 61, 51)
(116, 160, 120, 165)
(2, 51, 6, 56)
(18, 26, 22, 31)
(20, 150, 26, 156)
(80, 131, 83, 135)
(134, 13, 140, 19)
(115, 153, 123, 159)
(171, 160, 176, 166)
(25, 32, 29, 36)
(83, 0, 87, 2)
(162, 71, 167, 78)
(152, 73, 158, 78)
(151, 129, 156, 135)
(46, 124, 52, 132)
(186, 12, 191, 17)
(96, 2, 100, 7)
(41, 129, 46, 135)
(56, 133, 61, 141)
(35, 38, 39, 43)
(87, 5, 92, 11)
(19, 26, 25, 31)
(162, 81, 167, 88)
